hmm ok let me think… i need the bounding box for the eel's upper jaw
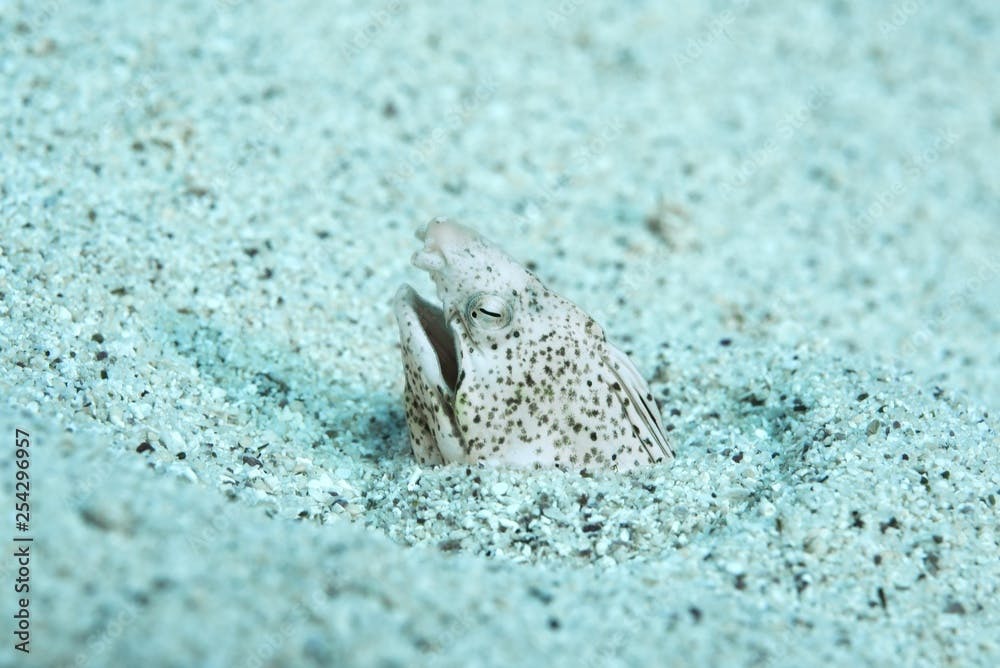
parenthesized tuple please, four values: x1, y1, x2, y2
(412, 218, 481, 274)
(393, 285, 460, 393)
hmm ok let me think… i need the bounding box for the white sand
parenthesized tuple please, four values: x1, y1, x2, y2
(1, 0, 998, 665)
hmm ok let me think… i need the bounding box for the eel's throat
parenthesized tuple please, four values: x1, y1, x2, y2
(393, 285, 459, 393)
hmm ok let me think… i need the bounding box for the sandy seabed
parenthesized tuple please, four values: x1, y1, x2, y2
(1, 1, 998, 666)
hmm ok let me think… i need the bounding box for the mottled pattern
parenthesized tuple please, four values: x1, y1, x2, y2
(393, 219, 673, 471)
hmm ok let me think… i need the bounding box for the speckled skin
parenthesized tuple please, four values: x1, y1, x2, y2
(393, 219, 673, 471)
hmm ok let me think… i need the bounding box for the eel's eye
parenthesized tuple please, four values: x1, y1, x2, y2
(464, 292, 513, 330)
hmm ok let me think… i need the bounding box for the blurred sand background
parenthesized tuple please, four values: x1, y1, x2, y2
(1, 0, 998, 666)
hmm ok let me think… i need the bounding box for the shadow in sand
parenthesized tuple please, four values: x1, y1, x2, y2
(155, 306, 411, 465)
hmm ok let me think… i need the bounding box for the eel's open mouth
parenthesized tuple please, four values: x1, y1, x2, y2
(393, 285, 459, 393)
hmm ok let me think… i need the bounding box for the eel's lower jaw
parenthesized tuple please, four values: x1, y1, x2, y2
(392, 284, 460, 393)
(412, 248, 446, 273)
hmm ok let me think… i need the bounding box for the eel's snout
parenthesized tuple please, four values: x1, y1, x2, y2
(412, 218, 485, 275)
